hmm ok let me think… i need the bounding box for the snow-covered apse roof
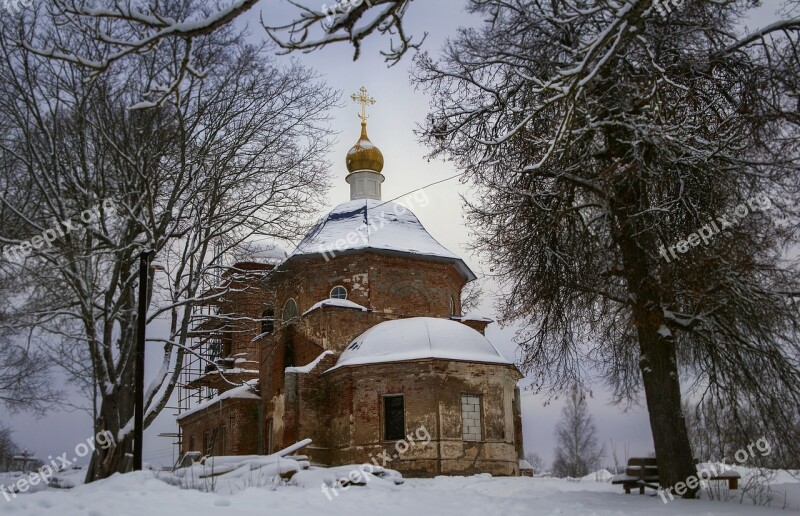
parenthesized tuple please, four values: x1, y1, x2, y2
(176, 381, 260, 421)
(289, 199, 476, 280)
(327, 317, 513, 371)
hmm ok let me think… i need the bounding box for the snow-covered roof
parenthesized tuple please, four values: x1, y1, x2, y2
(207, 368, 259, 375)
(286, 350, 334, 374)
(302, 298, 369, 316)
(235, 240, 288, 265)
(176, 381, 260, 421)
(288, 200, 476, 281)
(449, 315, 494, 323)
(327, 317, 512, 372)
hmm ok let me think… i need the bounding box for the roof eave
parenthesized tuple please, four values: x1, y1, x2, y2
(282, 248, 477, 281)
(323, 357, 519, 375)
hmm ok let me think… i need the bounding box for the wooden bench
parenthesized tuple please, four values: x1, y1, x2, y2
(611, 457, 659, 494)
(611, 457, 742, 494)
(700, 467, 740, 490)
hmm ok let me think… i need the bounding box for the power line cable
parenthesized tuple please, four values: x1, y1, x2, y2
(376, 171, 464, 208)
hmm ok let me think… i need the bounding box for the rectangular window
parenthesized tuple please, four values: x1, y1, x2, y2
(461, 394, 482, 442)
(383, 395, 405, 441)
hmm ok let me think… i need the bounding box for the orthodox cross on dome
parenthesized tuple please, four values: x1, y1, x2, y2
(345, 86, 384, 201)
(351, 86, 375, 123)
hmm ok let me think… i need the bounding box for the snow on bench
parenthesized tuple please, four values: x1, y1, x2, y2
(611, 458, 741, 494)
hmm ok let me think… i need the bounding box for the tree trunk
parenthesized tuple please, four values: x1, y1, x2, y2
(633, 302, 697, 497)
(85, 435, 134, 482)
(612, 180, 698, 498)
(85, 376, 135, 482)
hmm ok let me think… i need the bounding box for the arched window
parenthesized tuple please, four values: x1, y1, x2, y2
(449, 295, 457, 316)
(282, 298, 298, 322)
(261, 309, 274, 335)
(330, 286, 348, 300)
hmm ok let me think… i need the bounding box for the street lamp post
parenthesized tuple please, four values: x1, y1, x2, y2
(133, 250, 153, 471)
(133, 250, 164, 471)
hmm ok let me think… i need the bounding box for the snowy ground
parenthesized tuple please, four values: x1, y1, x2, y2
(2, 467, 799, 516)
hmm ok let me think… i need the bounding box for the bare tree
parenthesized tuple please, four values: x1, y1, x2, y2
(0, 342, 60, 415)
(609, 439, 631, 475)
(22, 0, 261, 103)
(685, 400, 800, 470)
(412, 0, 800, 497)
(0, 426, 19, 472)
(460, 280, 484, 313)
(0, 143, 61, 414)
(263, 0, 422, 66)
(0, 6, 336, 481)
(15, 0, 419, 106)
(524, 451, 545, 474)
(551, 384, 605, 478)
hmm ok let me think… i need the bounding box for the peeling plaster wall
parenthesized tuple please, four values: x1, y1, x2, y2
(315, 360, 522, 477)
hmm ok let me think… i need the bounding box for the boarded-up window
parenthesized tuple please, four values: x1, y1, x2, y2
(462, 394, 482, 441)
(383, 395, 405, 440)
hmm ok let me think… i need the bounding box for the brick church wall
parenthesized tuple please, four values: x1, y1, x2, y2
(213, 263, 275, 393)
(293, 308, 396, 354)
(251, 251, 477, 462)
(179, 250, 524, 478)
(270, 253, 467, 334)
(283, 352, 340, 464)
(318, 360, 522, 477)
(178, 397, 260, 457)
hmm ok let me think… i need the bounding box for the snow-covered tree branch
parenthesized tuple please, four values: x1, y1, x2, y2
(19, 0, 261, 104)
(0, 7, 337, 480)
(263, 0, 423, 66)
(412, 0, 800, 497)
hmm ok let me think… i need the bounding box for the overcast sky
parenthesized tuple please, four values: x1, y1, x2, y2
(1, 0, 785, 471)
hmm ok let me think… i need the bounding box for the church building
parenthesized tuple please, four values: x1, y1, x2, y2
(177, 88, 525, 477)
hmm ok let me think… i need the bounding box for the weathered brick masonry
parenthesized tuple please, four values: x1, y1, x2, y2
(177, 109, 525, 477)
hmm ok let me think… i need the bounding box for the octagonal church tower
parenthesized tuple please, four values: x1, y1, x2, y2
(178, 88, 524, 477)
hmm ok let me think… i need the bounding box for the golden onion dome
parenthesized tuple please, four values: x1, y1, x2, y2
(346, 122, 384, 174)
